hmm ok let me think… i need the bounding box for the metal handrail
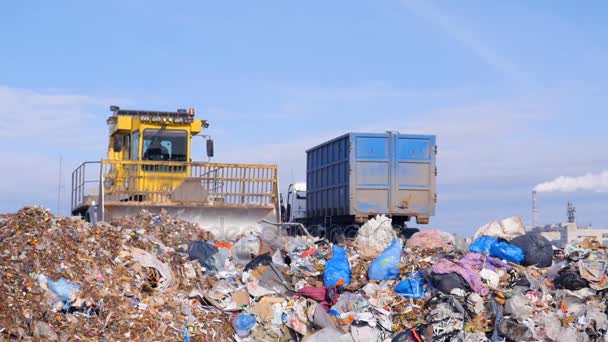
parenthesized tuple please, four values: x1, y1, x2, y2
(72, 160, 280, 214)
(71, 161, 102, 213)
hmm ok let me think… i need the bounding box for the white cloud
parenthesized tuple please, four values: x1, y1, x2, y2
(0, 85, 119, 148)
(0, 85, 115, 214)
(0, 152, 62, 211)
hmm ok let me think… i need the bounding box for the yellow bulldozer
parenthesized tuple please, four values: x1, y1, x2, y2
(71, 106, 281, 239)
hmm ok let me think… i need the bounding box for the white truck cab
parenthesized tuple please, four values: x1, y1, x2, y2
(285, 182, 307, 223)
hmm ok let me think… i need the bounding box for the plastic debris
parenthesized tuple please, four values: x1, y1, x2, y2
(466, 292, 485, 315)
(504, 293, 533, 322)
(553, 269, 590, 290)
(33, 321, 59, 341)
(0, 208, 233, 341)
(432, 257, 490, 295)
(188, 240, 228, 273)
(578, 259, 608, 290)
(510, 233, 553, 267)
(2, 207, 608, 341)
(244, 252, 273, 271)
(368, 239, 402, 280)
(131, 247, 175, 290)
(395, 272, 426, 300)
(469, 236, 499, 254)
(489, 240, 524, 264)
(470, 236, 525, 264)
(480, 268, 500, 289)
(232, 235, 262, 265)
(355, 214, 395, 257)
(233, 313, 257, 338)
(297, 286, 339, 310)
(431, 272, 471, 294)
(45, 277, 80, 307)
(497, 317, 534, 341)
(474, 216, 525, 241)
(304, 327, 352, 341)
(323, 245, 351, 287)
(406, 229, 452, 252)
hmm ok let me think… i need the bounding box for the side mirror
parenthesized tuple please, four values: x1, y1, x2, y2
(113, 136, 123, 152)
(206, 139, 214, 158)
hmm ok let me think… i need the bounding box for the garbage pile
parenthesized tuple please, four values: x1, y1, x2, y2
(0, 207, 232, 341)
(2, 208, 608, 341)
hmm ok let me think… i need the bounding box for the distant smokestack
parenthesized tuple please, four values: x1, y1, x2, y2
(532, 190, 538, 228)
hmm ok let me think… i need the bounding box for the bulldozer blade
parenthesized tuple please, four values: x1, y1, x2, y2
(103, 205, 281, 241)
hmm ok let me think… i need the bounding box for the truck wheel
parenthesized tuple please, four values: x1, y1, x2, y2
(401, 227, 420, 239)
(343, 225, 359, 240)
(308, 225, 326, 238)
(328, 224, 344, 244)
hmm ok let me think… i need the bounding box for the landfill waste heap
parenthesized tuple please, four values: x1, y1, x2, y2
(1, 209, 608, 341)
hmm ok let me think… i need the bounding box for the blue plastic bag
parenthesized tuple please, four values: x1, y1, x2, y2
(47, 278, 80, 302)
(489, 241, 524, 264)
(323, 245, 351, 287)
(233, 313, 257, 338)
(395, 271, 426, 299)
(368, 239, 403, 280)
(469, 236, 499, 254)
(47, 277, 80, 310)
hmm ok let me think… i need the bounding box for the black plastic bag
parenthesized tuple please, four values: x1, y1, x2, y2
(510, 233, 553, 268)
(391, 324, 428, 342)
(430, 272, 471, 294)
(553, 270, 589, 290)
(498, 318, 534, 341)
(244, 253, 272, 272)
(188, 241, 219, 271)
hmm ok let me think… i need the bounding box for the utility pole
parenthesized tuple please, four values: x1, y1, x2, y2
(57, 156, 63, 215)
(532, 190, 538, 228)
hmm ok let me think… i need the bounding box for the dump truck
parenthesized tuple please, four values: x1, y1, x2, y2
(71, 106, 280, 239)
(285, 132, 437, 228)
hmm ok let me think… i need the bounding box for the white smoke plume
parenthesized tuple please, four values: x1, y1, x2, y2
(534, 171, 608, 193)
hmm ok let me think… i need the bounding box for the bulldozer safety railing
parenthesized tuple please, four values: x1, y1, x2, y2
(71, 161, 102, 214)
(72, 160, 279, 216)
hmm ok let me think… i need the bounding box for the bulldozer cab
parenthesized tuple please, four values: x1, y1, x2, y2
(72, 106, 280, 239)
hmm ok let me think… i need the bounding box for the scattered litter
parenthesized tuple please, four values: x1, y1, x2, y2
(474, 216, 525, 241)
(395, 271, 426, 300)
(323, 245, 351, 287)
(553, 269, 590, 290)
(355, 214, 395, 257)
(406, 229, 452, 252)
(469, 236, 500, 254)
(131, 247, 175, 290)
(45, 276, 80, 309)
(2, 207, 608, 341)
(489, 240, 524, 264)
(510, 232, 553, 267)
(368, 239, 402, 280)
(232, 313, 256, 338)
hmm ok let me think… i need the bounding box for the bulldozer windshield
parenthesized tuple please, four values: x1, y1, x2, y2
(142, 129, 188, 162)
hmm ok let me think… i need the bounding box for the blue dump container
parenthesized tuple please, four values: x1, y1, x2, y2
(306, 132, 437, 226)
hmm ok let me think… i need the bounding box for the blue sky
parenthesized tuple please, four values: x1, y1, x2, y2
(1, 1, 607, 235)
